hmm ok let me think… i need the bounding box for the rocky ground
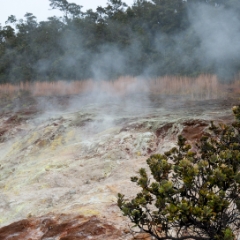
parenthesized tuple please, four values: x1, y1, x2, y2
(0, 91, 237, 239)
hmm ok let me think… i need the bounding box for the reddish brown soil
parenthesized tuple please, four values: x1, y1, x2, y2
(181, 120, 209, 142)
(156, 123, 173, 138)
(0, 214, 122, 240)
(0, 105, 38, 142)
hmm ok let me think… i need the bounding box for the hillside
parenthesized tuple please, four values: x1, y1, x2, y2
(0, 78, 238, 239)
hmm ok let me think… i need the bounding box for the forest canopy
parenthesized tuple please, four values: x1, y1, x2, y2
(0, 0, 240, 83)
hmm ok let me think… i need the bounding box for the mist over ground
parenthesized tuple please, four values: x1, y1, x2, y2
(0, 0, 240, 83)
(1, 2, 240, 239)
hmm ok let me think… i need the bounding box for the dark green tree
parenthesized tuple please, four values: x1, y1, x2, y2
(49, 0, 82, 20)
(118, 106, 240, 240)
(0, 0, 240, 82)
(5, 15, 17, 25)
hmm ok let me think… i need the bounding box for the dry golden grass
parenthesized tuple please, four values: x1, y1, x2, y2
(148, 75, 223, 99)
(0, 75, 238, 100)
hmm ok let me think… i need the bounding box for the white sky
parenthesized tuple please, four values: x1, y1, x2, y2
(0, 0, 134, 26)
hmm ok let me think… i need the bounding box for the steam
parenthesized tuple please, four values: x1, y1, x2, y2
(189, 3, 240, 81)
(1, 1, 240, 83)
(31, 78, 152, 136)
(1, 2, 240, 232)
(48, 2, 240, 82)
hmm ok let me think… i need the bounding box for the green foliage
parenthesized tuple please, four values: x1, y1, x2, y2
(118, 107, 240, 239)
(49, 0, 82, 20)
(0, 0, 240, 82)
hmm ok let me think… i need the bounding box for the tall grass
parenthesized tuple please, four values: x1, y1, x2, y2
(0, 75, 237, 100)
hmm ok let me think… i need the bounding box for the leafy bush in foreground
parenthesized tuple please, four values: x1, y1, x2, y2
(118, 106, 240, 240)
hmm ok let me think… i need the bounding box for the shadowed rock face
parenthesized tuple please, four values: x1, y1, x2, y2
(0, 94, 237, 239)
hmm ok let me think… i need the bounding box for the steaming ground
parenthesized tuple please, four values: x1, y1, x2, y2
(0, 90, 237, 239)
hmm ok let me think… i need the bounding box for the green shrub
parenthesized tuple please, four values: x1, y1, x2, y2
(118, 106, 240, 240)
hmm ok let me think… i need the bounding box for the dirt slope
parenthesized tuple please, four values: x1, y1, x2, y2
(0, 93, 236, 239)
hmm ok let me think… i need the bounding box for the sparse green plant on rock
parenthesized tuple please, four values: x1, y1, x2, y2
(118, 106, 240, 240)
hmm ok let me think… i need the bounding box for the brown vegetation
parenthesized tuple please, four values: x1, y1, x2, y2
(0, 75, 238, 99)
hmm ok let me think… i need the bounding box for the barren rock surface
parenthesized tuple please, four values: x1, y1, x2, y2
(0, 93, 237, 239)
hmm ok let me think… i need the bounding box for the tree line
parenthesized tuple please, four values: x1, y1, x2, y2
(0, 0, 240, 83)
